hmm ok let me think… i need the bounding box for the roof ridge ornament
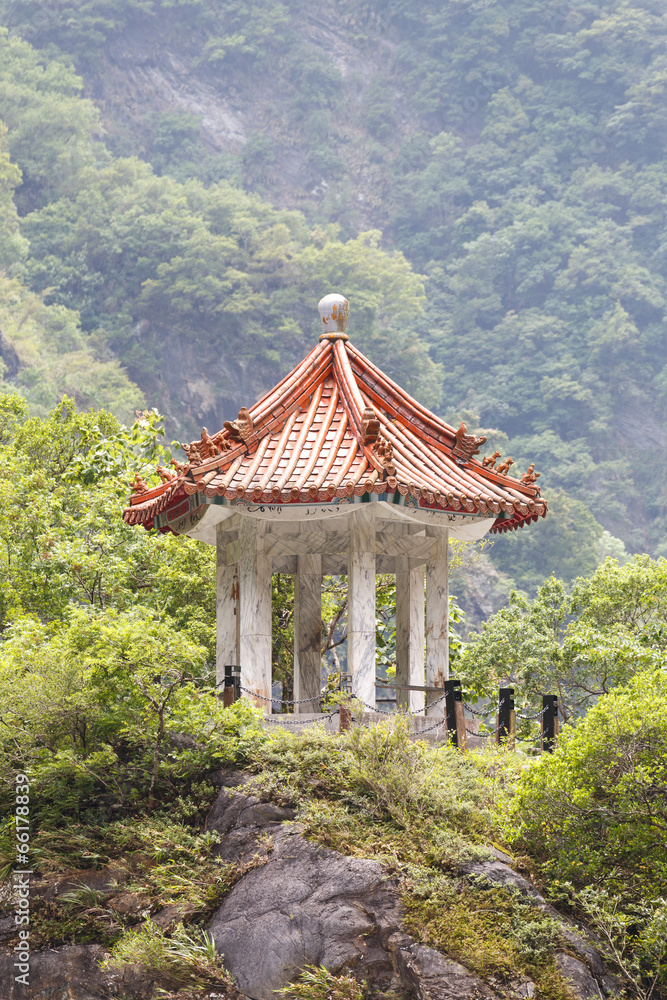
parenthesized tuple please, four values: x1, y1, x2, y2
(318, 293, 349, 340)
(224, 407, 254, 442)
(452, 421, 487, 464)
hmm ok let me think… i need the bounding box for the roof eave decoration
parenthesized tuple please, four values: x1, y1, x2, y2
(124, 294, 547, 535)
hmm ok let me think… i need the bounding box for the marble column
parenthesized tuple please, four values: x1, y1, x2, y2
(294, 553, 322, 714)
(396, 556, 425, 713)
(425, 527, 449, 717)
(216, 523, 239, 693)
(348, 504, 376, 708)
(238, 517, 272, 711)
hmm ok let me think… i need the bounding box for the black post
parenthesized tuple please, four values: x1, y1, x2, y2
(498, 687, 514, 744)
(223, 664, 241, 708)
(541, 695, 559, 752)
(444, 679, 466, 749)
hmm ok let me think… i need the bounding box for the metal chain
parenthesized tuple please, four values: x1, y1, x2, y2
(262, 709, 340, 726)
(515, 705, 548, 721)
(229, 685, 553, 733)
(464, 698, 504, 717)
(466, 724, 490, 738)
(413, 690, 448, 715)
(465, 722, 507, 739)
(414, 716, 449, 735)
(239, 685, 324, 707)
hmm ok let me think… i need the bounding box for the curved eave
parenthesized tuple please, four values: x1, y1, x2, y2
(124, 483, 548, 536)
(123, 337, 547, 532)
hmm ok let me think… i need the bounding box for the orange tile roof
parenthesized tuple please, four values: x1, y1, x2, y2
(124, 336, 546, 534)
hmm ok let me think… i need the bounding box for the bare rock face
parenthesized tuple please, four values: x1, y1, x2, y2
(392, 940, 497, 1000)
(207, 782, 496, 1000)
(207, 780, 618, 1000)
(555, 953, 604, 1000)
(209, 827, 400, 997)
(0, 330, 21, 378)
(0, 944, 113, 1000)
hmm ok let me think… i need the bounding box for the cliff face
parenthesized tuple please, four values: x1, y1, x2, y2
(0, 774, 617, 1000)
(4, 0, 666, 563)
(84, 6, 406, 231)
(66, 7, 426, 440)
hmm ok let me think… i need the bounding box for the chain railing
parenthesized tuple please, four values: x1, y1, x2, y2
(238, 685, 325, 708)
(223, 678, 560, 752)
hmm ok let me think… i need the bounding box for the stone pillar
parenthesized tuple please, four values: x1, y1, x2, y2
(238, 518, 272, 711)
(395, 556, 425, 713)
(294, 553, 322, 714)
(216, 523, 239, 694)
(348, 504, 376, 708)
(425, 527, 449, 717)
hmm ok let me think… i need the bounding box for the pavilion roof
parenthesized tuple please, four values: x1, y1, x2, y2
(124, 315, 547, 535)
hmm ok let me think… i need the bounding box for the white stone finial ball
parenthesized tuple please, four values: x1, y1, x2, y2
(318, 293, 349, 336)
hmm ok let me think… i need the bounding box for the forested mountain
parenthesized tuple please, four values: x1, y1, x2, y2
(0, 0, 666, 591)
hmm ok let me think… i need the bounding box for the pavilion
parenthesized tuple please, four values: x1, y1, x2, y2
(124, 294, 547, 715)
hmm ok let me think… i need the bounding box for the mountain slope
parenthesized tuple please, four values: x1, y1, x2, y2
(1, 0, 666, 579)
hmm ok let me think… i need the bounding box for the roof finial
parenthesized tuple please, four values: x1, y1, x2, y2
(318, 293, 349, 340)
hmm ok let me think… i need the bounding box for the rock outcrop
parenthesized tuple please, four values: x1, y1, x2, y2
(0, 944, 112, 1000)
(0, 776, 619, 1000)
(205, 778, 616, 1000)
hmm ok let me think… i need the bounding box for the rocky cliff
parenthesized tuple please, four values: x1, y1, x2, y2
(0, 773, 618, 1000)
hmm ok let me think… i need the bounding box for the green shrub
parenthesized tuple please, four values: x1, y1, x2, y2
(506, 668, 667, 902)
(102, 921, 231, 990)
(280, 964, 367, 1000)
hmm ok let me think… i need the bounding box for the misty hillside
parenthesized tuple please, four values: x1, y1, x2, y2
(0, 0, 666, 594)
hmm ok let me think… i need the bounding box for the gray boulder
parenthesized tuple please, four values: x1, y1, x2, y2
(207, 780, 619, 1000)
(207, 782, 496, 999)
(0, 944, 112, 1000)
(556, 953, 604, 1000)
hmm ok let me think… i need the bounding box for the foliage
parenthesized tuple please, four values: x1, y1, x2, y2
(459, 557, 667, 720)
(573, 888, 667, 1000)
(0, 276, 143, 420)
(507, 669, 667, 904)
(102, 920, 232, 990)
(272, 573, 295, 703)
(0, 391, 216, 647)
(249, 716, 492, 867)
(490, 491, 605, 593)
(403, 869, 567, 998)
(0, 120, 26, 269)
(280, 964, 367, 1000)
(504, 668, 667, 995)
(0, 28, 104, 211)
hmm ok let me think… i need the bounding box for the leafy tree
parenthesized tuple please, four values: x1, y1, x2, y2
(0, 29, 103, 211)
(0, 0, 154, 60)
(506, 666, 667, 925)
(490, 491, 604, 592)
(0, 120, 26, 269)
(0, 392, 217, 656)
(0, 275, 143, 420)
(505, 667, 667, 996)
(459, 557, 667, 719)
